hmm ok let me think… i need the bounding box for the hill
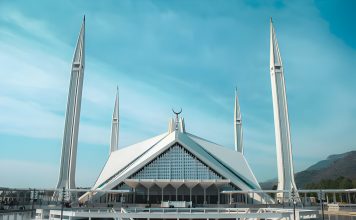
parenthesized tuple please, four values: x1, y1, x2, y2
(260, 150, 356, 189)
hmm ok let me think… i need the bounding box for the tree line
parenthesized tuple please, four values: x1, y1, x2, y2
(304, 176, 355, 189)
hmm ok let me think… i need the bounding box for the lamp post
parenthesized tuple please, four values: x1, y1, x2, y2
(318, 189, 325, 220)
(290, 188, 296, 220)
(60, 187, 65, 220)
(31, 188, 36, 218)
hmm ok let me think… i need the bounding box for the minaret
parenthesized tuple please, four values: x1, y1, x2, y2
(56, 17, 85, 191)
(234, 88, 243, 153)
(168, 118, 175, 133)
(179, 117, 186, 133)
(110, 87, 119, 154)
(269, 18, 298, 202)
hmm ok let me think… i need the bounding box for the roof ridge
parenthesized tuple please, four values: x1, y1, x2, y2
(185, 132, 224, 148)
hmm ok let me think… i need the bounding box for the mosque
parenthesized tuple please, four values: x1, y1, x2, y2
(55, 17, 297, 207)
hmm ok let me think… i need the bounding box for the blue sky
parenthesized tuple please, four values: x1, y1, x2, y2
(0, 0, 355, 188)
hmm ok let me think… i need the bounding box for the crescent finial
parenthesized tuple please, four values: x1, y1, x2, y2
(172, 108, 182, 115)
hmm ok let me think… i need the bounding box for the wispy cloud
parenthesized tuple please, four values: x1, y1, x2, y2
(0, 6, 67, 47)
(0, 1, 355, 187)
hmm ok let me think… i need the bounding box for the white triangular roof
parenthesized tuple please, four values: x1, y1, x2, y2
(186, 133, 260, 188)
(93, 132, 169, 188)
(92, 131, 260, 191)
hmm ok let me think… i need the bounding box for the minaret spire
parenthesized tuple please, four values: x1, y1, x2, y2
(110, 86, 119, 154)
(269, 18, 298, 202)
(234, 88, 243, 153)
(56, 16, 85, 193)
(270, 17, 282, 69)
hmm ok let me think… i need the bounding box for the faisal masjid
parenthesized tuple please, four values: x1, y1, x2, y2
(3, 17, 336, 220)
(56, 16, 297, 207)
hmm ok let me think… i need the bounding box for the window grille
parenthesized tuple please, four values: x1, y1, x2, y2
(130, 143, 224, 180)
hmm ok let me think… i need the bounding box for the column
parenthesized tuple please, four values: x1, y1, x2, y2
(217, 188, 220, 204)
(200, 183, 212, 205)
(133, 188, 136, 204)
(176, 188, 178, 201)
(204, 188, 207, 204)
(333, 192, 336, 203)
(190, 188, 192, 202)
(161, 188, 164, 202)
(304, 192, 307, 206)
(170, 182, 183, 201)
(185, 182, 198, 204)
(326, 193, 329, 204)
(155, 183, 166, 203)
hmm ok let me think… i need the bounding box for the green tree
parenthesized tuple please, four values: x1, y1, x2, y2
(339, 178, 353, 189)
(304, 176, 355, 189)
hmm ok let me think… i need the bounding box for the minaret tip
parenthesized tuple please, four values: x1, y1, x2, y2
(234, 88, 243, 153)
(270, 17, 283, 68)
(110, 88, 119, 154)
(179, 117, 186, 133)
(72, 16, 85, 66)
(270, 17, 273, 23)
(83, 15, 86, 22)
